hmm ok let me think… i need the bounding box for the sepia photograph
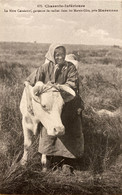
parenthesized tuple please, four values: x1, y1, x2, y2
(0, 0, 122, 194)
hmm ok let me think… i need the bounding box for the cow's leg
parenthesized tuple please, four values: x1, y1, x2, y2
(21, 118, 32, 165)
(41, 154, 48, 172)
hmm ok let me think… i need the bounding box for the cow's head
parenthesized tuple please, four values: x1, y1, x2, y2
(32, 81, 75, 136)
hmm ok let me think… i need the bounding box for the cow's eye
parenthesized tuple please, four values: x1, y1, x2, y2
(42, 104, 46, 109)
(41, 104, 50, 113)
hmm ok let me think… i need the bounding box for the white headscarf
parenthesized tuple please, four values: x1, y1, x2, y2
(45, 43, 66, 64)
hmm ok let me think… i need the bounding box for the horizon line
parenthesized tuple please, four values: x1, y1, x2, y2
(0, 41, 121, 47)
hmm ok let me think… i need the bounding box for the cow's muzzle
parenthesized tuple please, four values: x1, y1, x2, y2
(54, 126, 65, 136)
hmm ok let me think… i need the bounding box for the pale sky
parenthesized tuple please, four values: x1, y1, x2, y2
(0, 0, 122, 45)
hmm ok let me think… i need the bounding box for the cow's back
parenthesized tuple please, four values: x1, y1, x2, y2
(20, 85, 34, 115)
(20, 88, 28, 115)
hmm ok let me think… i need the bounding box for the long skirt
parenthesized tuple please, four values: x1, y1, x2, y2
(38, 113, 84, 158)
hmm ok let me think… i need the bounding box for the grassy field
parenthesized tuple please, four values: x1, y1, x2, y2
(0, 42, 122, 195)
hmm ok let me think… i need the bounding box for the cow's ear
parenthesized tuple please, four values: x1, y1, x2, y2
(58, 85, 76, 102)
(33, 81, 44, 96)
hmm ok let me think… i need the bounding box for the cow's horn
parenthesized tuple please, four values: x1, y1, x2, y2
(33, 81, 44, 96)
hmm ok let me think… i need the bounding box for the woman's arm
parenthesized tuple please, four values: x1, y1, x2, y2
(26, 66, 45, 86)
(65, 63, 79, 93)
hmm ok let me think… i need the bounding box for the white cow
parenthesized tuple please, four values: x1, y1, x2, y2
(20, 81, 76, 167)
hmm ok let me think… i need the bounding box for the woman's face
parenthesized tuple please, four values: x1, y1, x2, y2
(54, 47, 66, 65)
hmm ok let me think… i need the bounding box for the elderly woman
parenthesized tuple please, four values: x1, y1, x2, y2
(24, 43, 84, 171)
